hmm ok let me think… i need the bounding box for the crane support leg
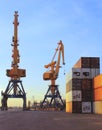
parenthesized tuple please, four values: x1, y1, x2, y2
(1, 97, 8, 110)
(1, 80, 26, 110)
(41, 85, 65, 110)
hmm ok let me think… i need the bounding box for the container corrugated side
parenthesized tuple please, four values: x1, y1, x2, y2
(93, 74, 102, 89)
(66, 79, 82, 92)
(82, 79, 92, 90)
(66, 90, 82, 102)
(66, 68, 100, 81)
(82, 89, 93, 101)
(66, 82, 70, 93)
(66, 73, 71, 83)
(90, 68, 100, 78)
(73, 58, 81, 68)
(72, 79, 82, 90)
(82, 68, 100, 79)
(90, 57, 100, 68)
(82, 68, 91, 79)
(73, 57, 100, 68)
(73, 57, 91, 68)
(66, 68, 82, 82)
(72, 101, 82, 113)
(72, 68, 82, 79)
(66, 102, 72, 113)
(93, 101, 102, 114)
(66, 101, 82, 113)
(82, 102, 92, 113)
(94, 87, 102, 101)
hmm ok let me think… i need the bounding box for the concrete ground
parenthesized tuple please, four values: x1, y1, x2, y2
(0, 109, 102, 130)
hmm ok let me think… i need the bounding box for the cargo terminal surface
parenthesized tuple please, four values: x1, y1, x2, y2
(0, 109, 102, 130)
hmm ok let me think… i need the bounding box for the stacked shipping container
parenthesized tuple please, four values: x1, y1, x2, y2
(93, 74, 102, 114)
(66, 57, 100, 113)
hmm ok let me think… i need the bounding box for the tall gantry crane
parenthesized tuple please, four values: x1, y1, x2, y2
(41, 40, 65, 109)
(1, 11, 26, 110)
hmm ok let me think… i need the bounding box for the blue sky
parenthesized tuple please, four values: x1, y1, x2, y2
(0, 0, 102, 106)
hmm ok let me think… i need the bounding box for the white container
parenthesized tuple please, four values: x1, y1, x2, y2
(66, 68, 82, 81)
(81, 68, 91, 79)
(72, 68, 82, 79)
(93, 101, 102, 114)
(66, 90, 82, 102)
(90, 68, 100, 79)
(82, 102, 92, 113)
(66, 68, 100, 82)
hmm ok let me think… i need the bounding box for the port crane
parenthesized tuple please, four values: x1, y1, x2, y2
(1, 11, 26, 110)
(41, 40, 65, 109)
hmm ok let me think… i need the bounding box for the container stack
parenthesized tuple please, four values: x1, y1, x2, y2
(93, 74, 102, 114)
(66, 57, 100, 113)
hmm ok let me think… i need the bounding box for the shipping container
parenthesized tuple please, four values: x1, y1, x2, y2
(93, 74, 102, 89)
(73, 57, 100, 68)
(90, 58, 100, 68)
(66, 73, 70, 83)
(82, 68, 91, 79)
(66, 101, 82, 113)
(73, 101, 82, 113)
(93, 101, 102, 114)
(66, 68, 100, 82)
(94, 87, 102, 101)
(66, 102, 72, 113)
(66, 101, 93, 113)
(72, 79, 82, 90)
(74, 57, 91, 68)
(82, 79, 92, 90)
(90, 68, 100, 79)
(66, 79, 82, 92)
(66, 68, 82, 81)
(82, 102, 92, 113)
(82, 89, 93, 101)
(66, 82, 69, 93)
(66, 90, 82, 102)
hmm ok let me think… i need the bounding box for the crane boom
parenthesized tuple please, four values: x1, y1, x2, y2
(55, 40, 65, 77)
(43, 40, 65, 80)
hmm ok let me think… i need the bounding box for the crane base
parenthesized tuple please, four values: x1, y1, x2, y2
(1, 79, 26, 110)
(40, 85, 65, 110)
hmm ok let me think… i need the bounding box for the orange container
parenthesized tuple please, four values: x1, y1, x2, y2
(94, 87, 102, 101)
(66, 102, 72, 113)
(93, 74, 102, 89)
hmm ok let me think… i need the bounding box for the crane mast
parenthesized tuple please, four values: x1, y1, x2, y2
(41, 40, 65, 110)
(6, 11, 26, 79)
(1, 11, 26, 110)
(12, 11, 19, 73)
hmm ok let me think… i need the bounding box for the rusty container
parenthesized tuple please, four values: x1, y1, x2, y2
(66, 101, 82, 113)
(74, 57, 100, 68)
(90, 57, 100, 68)
(82, 79, 92, 90)
(82, 89, 93, 101)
